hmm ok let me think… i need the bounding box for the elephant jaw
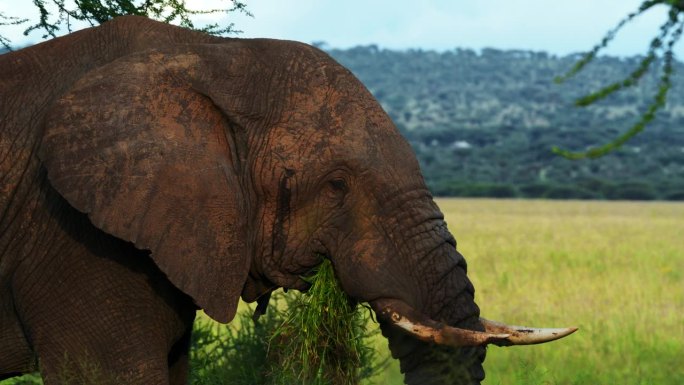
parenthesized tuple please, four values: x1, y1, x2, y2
(371, 298, 578, 347)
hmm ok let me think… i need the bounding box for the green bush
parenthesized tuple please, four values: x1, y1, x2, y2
(604, 182, 657, 200)
(190, 310, 273, 385)
(0, 374, 41, 385)
(664, 190, 684, 200)
(518, 183, 551, 198)
(462, 184, 517, 198)
(428, 179, 467, 197)
(431, 182, 518, 198)
(543, 185, 598, 200)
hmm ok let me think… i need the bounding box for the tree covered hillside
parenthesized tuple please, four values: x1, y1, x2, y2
(326, 46, 684, 200)
(3, 43, 683, 200)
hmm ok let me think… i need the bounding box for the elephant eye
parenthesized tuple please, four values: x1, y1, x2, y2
(329, 178, 348, 192)
(323, 177, 349, 204)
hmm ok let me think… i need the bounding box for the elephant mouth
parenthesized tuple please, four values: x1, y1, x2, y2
(369, 298, 578, 347)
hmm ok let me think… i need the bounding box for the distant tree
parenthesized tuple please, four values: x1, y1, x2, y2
(554, 0, 684, 159)
(0, 0, 250, 50)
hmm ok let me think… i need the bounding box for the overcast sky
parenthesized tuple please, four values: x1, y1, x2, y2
(2, 0, 682, 57)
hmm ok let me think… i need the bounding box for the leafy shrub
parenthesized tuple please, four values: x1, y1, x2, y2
(431, 181, 518, 198)
(0, 374, 42, 385)
(604, 182, 657, 200)
(543, 185, 598, 200)
(190, 310, 273, 385)
(664, 190, 684, 200)
(428, 179, 467, 197)
(461, 184, 517, 198)
(518, 183, 551, 198)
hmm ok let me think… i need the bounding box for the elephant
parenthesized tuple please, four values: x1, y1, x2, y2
(0, 16, 575, 385)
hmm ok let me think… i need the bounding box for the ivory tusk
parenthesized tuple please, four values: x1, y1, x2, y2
(373, 298, 578, 348)
(480, 318, 578, 346)
(381, 307, 512, 346)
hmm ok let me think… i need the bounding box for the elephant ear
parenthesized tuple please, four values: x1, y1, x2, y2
(40, 49, 251, 323)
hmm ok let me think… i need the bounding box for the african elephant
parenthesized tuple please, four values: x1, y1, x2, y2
(0, 16, 575, 384)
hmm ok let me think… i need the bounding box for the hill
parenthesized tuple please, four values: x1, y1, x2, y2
(326, 45, 684, 200)
(3, 44, 683, 200)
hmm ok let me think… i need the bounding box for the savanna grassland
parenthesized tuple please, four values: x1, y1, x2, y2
(2, 199, 682, 385)
(364, 199, 684, 385)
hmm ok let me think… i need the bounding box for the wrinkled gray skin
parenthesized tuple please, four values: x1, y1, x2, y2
(0, 16, 485, 384)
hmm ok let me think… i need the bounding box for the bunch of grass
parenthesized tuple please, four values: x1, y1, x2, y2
(266, 259, 379, 385)
(189, 258, 382, 385)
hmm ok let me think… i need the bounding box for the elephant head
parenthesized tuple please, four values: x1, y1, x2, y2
(39, 22, 575, 384)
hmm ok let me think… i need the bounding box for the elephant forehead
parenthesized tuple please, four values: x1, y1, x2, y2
(243, 44, 421, 176)
(269, 106, 381, 162)
(274, 94, 412, 161)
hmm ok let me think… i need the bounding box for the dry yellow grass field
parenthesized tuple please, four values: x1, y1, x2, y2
(5, 199, 681, 385)
(365, 198, 684, 385)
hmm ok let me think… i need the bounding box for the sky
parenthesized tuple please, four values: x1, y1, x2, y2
(1, 0, 682, 57)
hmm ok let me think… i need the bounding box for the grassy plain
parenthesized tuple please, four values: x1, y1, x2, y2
(2, 199, 682, 384)
(365, 198, 684, 385)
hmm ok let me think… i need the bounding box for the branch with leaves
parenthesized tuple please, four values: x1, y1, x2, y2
(554, 0, 684, 159)
(0, 0, 250, 50)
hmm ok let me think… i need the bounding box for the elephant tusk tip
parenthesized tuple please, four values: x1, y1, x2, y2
(548, 326, 578, 337)
(480, 318, 579, 345)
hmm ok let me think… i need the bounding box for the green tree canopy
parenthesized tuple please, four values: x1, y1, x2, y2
(555, 0, 684, 159)
(0, 0, 249, 50)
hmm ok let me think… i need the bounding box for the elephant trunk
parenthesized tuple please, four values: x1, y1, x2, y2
(375, 307, 486, 385)
(366, 220, 576, 384)
(371, 238, 488, 385)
